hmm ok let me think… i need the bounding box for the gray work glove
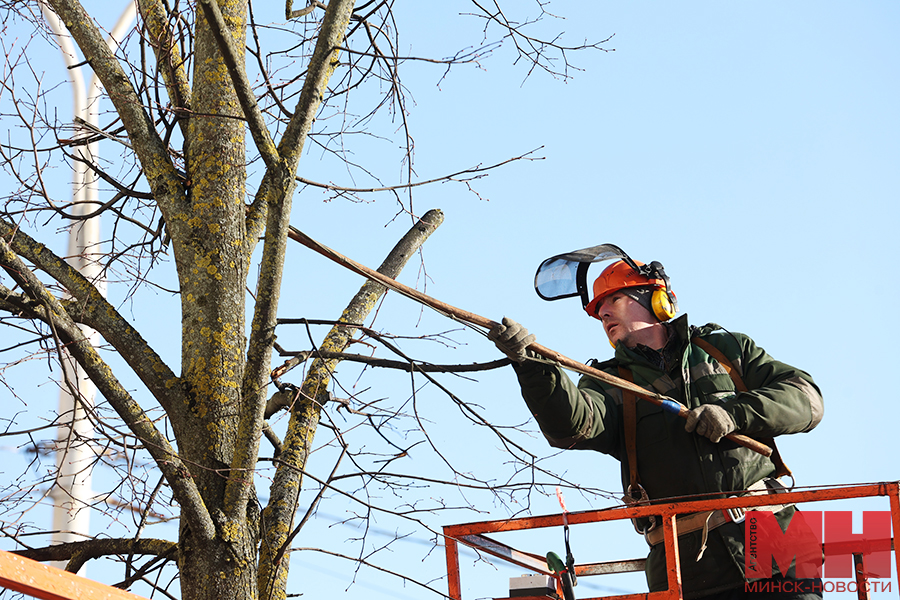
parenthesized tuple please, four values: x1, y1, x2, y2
(685, 404, 737, 443)
(488, 317, 536, 364)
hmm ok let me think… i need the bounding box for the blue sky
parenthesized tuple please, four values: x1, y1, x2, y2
(1, 1, 898, 598)
(279, 2, 900, 596)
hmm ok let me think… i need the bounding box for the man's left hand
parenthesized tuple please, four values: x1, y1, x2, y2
(488, 317, 536, 364)
(685, 404, 736, 443)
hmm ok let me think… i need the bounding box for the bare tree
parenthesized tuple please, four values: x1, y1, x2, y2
(0, 1, 612, 599)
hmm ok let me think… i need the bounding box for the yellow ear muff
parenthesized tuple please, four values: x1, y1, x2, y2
(651, 289, 676, 321)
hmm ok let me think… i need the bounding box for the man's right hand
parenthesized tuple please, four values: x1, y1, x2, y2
(488, 317, 536, 364)
(684, 404, 737, 443)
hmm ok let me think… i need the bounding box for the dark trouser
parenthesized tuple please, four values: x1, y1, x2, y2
(703, 576, 823, 599)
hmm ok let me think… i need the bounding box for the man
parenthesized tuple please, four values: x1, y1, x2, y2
(489, 249, 824, 599)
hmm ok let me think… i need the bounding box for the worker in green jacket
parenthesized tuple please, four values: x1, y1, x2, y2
(489, 246, 824, 599)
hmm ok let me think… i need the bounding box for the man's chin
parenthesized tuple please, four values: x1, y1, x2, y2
(617, 333, 638, 349)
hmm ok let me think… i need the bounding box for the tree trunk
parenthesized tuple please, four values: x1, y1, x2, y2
(177, 0, 254, 598)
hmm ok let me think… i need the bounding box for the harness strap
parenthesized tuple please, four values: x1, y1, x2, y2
(690, 336, 793, 480)
(616, 337, 794, 540)
(618, 366, 640, 491)
(618, 366, 659, 534)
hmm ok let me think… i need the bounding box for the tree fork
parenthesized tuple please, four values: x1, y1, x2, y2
(233, 0, 357, 519)
(244, 0, 356, 254)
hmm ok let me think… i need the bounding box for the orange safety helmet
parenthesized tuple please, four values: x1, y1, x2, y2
(584, 259, 676, 322)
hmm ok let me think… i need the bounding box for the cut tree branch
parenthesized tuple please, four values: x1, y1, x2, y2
(257, 207, 442, 600)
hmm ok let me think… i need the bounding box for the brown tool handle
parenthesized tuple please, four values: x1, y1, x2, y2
(677, 408, 772, 456)
(724, 433, 772, 455)
(289, 227, 773, 458)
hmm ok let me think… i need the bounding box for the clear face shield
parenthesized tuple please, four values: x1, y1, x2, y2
(534, 244, 636, 306)
(533, 243, 677, 312)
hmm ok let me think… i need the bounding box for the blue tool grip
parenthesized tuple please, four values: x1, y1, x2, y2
(660, 400, 684, 415)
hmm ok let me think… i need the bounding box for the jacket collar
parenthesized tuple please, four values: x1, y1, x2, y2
(614, 314, 691, 370)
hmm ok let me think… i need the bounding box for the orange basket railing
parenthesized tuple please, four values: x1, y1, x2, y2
(443, 482, 900, 600)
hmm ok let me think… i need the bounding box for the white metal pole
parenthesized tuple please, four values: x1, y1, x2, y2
(39, 1, 138, 575)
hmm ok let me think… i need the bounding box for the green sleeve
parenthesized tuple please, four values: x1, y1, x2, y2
(511, 360, 621, 455)
(710, 332, 824, 437)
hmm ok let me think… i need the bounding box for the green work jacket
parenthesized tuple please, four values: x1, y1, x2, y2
(511, 314, 823, 597)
